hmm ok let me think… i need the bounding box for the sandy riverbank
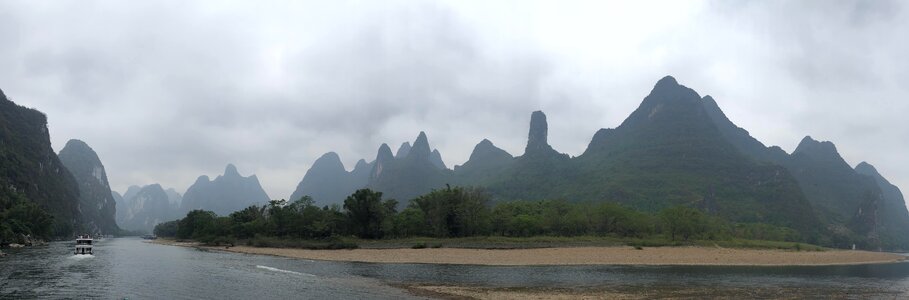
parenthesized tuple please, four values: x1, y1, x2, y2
(146, 239, 905, 266)
(400, 284, 897, 300)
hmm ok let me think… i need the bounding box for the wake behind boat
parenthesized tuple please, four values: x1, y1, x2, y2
(74, 234, 93, 255)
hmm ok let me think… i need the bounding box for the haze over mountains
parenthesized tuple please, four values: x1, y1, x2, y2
(113, 184, 178, 233)
(290, 76, 909, 249)
(180, 164, 271, 216)
(2, 76, 908, 249)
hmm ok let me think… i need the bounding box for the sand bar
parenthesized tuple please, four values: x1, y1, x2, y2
(147, 239, 906, 266)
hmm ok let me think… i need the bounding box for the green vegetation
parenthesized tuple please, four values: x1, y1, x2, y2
(1, 188, 54, 245)
(1, 91, 81, 239)
(155, 186, 820, 250)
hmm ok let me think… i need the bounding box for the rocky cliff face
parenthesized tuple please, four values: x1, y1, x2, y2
(180, 164, 270, 216)
(0, 88, 81, 237)
(855, 162, 909, 249)
(58, 139, 120, 235)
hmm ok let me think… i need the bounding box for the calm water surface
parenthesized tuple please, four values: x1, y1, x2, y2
(3, 238, 909, 299)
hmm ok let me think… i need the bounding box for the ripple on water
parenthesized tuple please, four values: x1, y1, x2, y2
(256, 265, 317, 277)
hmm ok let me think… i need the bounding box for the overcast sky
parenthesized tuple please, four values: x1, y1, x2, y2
(1, 0, 907, 202)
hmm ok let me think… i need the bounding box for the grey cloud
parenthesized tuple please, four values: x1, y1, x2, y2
(1, 1, 906, 202)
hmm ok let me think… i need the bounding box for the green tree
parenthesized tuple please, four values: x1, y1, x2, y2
(390, 207, 427, 237)
(229, 205, 265, 239)
(590, 202, 653, 237)
(177, 210, 217, 239)
(1, 189, 54, 244)
(153, 220, 178, 237)
(343, 189, 394, 239)
(410, 185, 491, 237)
(659, 206, 713, 241)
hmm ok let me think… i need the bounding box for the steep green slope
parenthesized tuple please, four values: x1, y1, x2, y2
(700, 91, 909, 249)
(0, 88, 81, 238)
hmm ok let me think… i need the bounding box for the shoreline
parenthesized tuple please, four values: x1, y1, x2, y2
(146, 238, 907, 267)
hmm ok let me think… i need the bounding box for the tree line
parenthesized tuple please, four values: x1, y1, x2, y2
(154, 185, 801, 246)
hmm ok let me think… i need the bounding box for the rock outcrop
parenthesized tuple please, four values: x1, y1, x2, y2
(58, 139, 120, 235)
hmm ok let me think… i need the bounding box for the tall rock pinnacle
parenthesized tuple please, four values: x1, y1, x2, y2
(525, 111, 553, 155)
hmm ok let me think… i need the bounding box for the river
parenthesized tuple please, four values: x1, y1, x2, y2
(3, 238, 909, 299)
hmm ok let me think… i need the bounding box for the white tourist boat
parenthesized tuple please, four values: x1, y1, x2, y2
(74, 235, 93, 255)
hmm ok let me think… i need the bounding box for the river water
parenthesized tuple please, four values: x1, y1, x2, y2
(3, 238, 909, 299)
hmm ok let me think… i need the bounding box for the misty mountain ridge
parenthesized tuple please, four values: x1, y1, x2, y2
(114, 184, 180, 233)
(180, 164, 270, 216)
(114, 183, 184, 233)
(288, 76, 909, 250)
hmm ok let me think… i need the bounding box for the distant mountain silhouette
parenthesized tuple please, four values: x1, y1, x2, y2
(454, 139, 513, 175)
(180, 164, 270, 216)
(288, 152, 369, 206)
(165, 188, 182, 206)
(58, 139, 120, 235)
